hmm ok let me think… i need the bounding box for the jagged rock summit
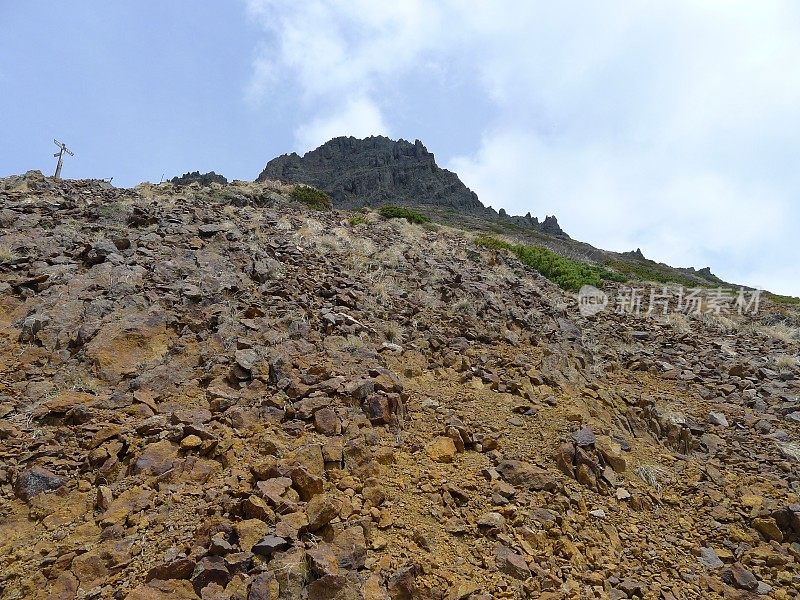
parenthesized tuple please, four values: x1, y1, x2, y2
(170, 171, 228, 187)
(258, 135, 567, 237)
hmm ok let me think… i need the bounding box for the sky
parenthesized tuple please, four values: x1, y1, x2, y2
(1, 2, 798, 296)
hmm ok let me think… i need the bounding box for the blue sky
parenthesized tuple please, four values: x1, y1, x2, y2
(1, 1, 798, 296)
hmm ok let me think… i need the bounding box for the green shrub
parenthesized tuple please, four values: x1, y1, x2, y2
(604, 259, 706, 288)
(290, 185, 331, 211)
(348, 214, 368, 226)
(766, 292, 800, 305)
(378, 205, 430, 224)
(475, 235, 623, 291)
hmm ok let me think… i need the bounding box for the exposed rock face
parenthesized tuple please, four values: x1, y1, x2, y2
(170, 171, 227, 186)
(258, 136, 567, 237)
(259, 136, 481, 211)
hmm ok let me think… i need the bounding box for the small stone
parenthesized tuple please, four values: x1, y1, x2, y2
(752, 517, 784, 542)
(425, 436, 457, 463)
(306, 493, 339, 531)
(180, 434, 202, 450)
(616, 487, 631, 501)
(699, 547, 724, 569)
(477, 511, 506, 531)
(252, 535, 289, 559)
(572, 427, 596, 447)
(722, 563, 758, 591)
(494, 546, 530, 580)
(708, 412, 729, 427)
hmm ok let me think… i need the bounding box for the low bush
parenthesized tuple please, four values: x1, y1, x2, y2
(291, 185, 331, 211)
(605, 259, 704, 288)
(766, 292, 800, 305)
(475, 236, 624, 291)
(378, 205, 430, 224)
(348, 214, 368, 226)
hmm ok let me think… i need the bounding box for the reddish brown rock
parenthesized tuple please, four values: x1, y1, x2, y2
(125, 579, 198, 600)
(131, 440, 179, 476)
(313, 407, 341, 435)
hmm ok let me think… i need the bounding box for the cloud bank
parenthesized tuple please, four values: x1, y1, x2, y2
(245, 1, 800, 295)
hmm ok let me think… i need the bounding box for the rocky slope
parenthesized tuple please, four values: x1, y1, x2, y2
(257, 136, 567, 238)
(0, 171, 799, 599)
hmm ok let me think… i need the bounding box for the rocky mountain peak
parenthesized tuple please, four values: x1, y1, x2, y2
(258, 136, 567, 237)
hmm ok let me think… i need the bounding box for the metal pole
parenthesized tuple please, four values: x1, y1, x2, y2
(54, 148, 64, 179)
(52, 140, 73, 180)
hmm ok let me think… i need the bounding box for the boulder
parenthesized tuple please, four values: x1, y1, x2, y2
(13, 466, 67, 502)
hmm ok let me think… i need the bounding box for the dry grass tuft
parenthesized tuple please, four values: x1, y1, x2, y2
(666, 313, 691, 335)
(775, 354, 799, 370)
(294, 218, 324, 244)
(276, 216, 294, 231)
(452, 297, 478, 316)
(0, 245, 16, 262)
(635, 464, 669, 493)
(380, 321, 403, 344)
(694, 312, 738, 333)
(377, 246, 405, 269)
(761, 323, 800, 344)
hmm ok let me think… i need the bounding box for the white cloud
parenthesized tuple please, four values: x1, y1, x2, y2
(245, 0, 800, 295)
(295, 96, 390, 152)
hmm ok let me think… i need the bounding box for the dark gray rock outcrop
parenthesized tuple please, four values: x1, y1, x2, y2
(170, 171, 227, 186)
(258, 136, 567, 237)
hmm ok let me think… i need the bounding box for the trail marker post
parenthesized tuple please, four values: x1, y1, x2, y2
(53, 139, 74, 179)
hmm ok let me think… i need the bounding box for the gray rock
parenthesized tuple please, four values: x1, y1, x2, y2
(234, 348, 258, 371)
(252, 535, 289, 558)
(14, 466, 67, 502)
(698, 546, 724, 569)
(707, 412, 729, 427)
(477, 511, 506, 530)
(572, 426, 596, 447)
